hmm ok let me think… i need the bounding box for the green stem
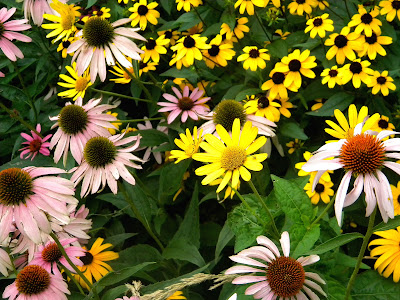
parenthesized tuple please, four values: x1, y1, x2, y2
(192, 5, 207, 27)
(118, 117, 164, 123)
(90, 87, 152, 103)
(118, 182, 165, 251)
(147, 72, 165, 91)
(344, 208, 377, 300)
(248, 180, 280, 240)
(5, 248, 17, 277)
(0, 102, 43, 137)
(310, 197, 335, 227)
(63, 266, 85, 295)
(121, 65, 154, 102)
(320, 37, 327, 55)
(50, 233, 100, 300)
(254, 11, 272, 42)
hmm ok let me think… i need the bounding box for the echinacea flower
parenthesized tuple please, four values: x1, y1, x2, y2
(176, 0, 203, 12)
(158, 85, 211, 124)
(0, 7, 32, 62)
(30, 238, 85, 277)
(49, 97, 118, 166)
(19, 124, 52, 160)
(0, 248, 12, 276)
(137, 118, 168, 164)
(302, 121, 400, 225)
(193, 118, 268, 193)
(57, 62, 92, 101)
(72, 238, 119, 289)
(70, 133, 144, 197)
(3, 265, 70, 300)
(170, 127, 203, 163)
(237, 46, 270, 71)
(129, 0, 160, 30)
(67, 16, 146, 82)
(23, 0, 53, 25)
(225, 232, 326, 299)
(0, 167, 77, 244)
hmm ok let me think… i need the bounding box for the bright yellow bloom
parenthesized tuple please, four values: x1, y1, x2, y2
(371, 115, 396, 133)
(321, 65, 343, 88)
(220, 17, 250, 40)
(273, 29, 290, 40)
(380, 0, 400, 22)
(244, 94, 281, 122)
(56, 36, 78, 58)
(295, 151, 332, 181)
(176, 0, 203, 12)
(272, 96, 293, 119)
(325, 26, 363, 64)
(141, 35, 169, 63)
(107, 112, 122, 135)
(340, 59, 374, 88)
(193, 119, 268, 193)
(368, 70, 396, 96)
(348, 5, 382, 37)
(304, 177, 334, 205)
(390, 182, 400, 216)
(316, 0, 329, 10)
(237, 46, 270, 71)
(311, 98, 326, 111)
(58, 62, 92, 101)
(358, 33, 392, 60)
(158, 29, 180, 46)
(234, 0, 267, 15)
(170, 127, 203, 163)
(202, 35, 236, 69)
(286, 139, 304, 154)
(170, 34, 210, 67)
(92, 7, 111, 19)
(288, 0, 318, 16)
(305, 13, 334, 38)
(261, 70, 298, 99)
(129, 0, 160, 30)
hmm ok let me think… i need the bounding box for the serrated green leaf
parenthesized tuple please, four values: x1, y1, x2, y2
(105, 233, 137, 248)
(128, 129, 169, 147)
(306, 233, 364, 255)
(292, 225, 320, 258)
(352, 270, 400, 299)
(101, 286, 128, 300)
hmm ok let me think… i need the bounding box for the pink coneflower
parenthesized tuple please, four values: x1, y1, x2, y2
(226, 232, 326, 299)
(30, 238, 84, 277)
(137, 117, 168, 164)
(67, 16, 145, 82)
(19, 124, 52, 160)
(302, 122, 400, 226)
(70, 133, 144, 197)
(0, 248, 13, 276)
(0, 7, 32, 61)
(3, 264, 70, 300)
(23, 0, 54, 25)
(158, 85, 211, 124)
(0, 166, 77, 244)
(49, 97, 118, 166)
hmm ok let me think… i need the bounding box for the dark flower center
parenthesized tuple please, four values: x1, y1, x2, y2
(272, 72, 285, 84)
(84, 137, 117, 168)
(313, 18, 323, 26)
(365, 33, 377, 44)
(361, 13, 373, 24)
(80, 251, 94, 265)
(183, 36, 195, 48)
(178, 96, 195, 111)
(16, 265, 50, 295)
(315, 183, 325, 193)
(213, 100, 246, 131)
(377, 76, 387, 84)
(139, 61, 148, 69)
(257, 96, 270, 108)
(393, 1, 400, 9)
(274, 99, 282, 106)
(329, 69, 338, 77)
(288, 59, 301, 72)
(296, 0, 306, 3)
(146, 39, 156, 50)
(349, 62, 362, 74)
(164, 30, 172, 39)
(42, 243, 63, 263)
(29, 139, 42, 152)
(83, 17, 114, 47)
(378, 119, 389, 129)
(138, 5, 149, 15)
(58, 105, 88, 135)
(249, 49, 260, 58)
(0, 168, 33, 206)
(0, 22, 5, 36)
(208, 45, 220, 56)
(62, 40, 71, 48)
(334, 35, 348, 48)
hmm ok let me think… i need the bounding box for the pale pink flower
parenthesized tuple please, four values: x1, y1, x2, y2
(158, 85, 211, 124)
(137, 118, 168, 164)
(30, 238, 84, 277)
(302, 122, 400, 226)
(0, 166, 77, 244)
(0, 71, 4, 77)
(49, 97, 118, 166)
(3, 264, 70, 300)
(68, 16, 145, 82)
(70, 133, 145, 197)
(19, 124, 52, 160)
(0, 7, 32, 61)
(226, 232, 326, 300)
(23, 0, 55, 25)
(0, 248, 13, 276)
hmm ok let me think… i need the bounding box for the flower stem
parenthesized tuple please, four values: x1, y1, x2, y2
(50, 232, 100, 300)
(254, 11, 272, 42)
(90, 87, 152, 103)
(192, 5, 207, 27)
(121, 65, 154, 102)
(63, 266, 85, 295)
(344, 208, 377, 300)
(248, 180, 280, 240)
(118, 117, 164, 124)
(310, 198, 335, 227)
(344, 0, 352, 19)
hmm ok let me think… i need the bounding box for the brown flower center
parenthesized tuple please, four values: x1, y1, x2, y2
(58, 105, 88, 135)
(137, 5, 149, 15)
(29, 139, 42, 152)
(349, 62, 362, 74)
(272, 72, 285, 84)
(183, 36, 195, 48)
(361, 13, 373, 24)
(249, 49, 260, 58)
(365, 33, 377, 44)
(80, 251, 94, 265)
(313, 18, 323, 26)
(328, 69, 338, 77)
(42, 243, 63, 263)
(178, 97, 195, 111)
(0, 168, 33, 206)
(378, 119, 389, 129)
(334, 35, 348, 48)
(377, 76, 387, 84)
(257, 96, 270, 108)
(213, 100, 246, 131)
(83, 17, 114, 48)
(392, 1, 400, 9)
(84, 137, 117, 168)
(288, 59, 301, 72)
(16, 265, 50, 295)
(315, 183, 325, 193)
(208, 45, 220, 56)
(146, 39, 156, 50)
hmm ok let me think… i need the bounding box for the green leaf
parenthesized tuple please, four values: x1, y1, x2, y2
(158, 160, 191, 202)
(306, 92, 354, 117)
(235, 88, 262, 101)
(173, 11, 201, 31)
(161, 67, 198, 83)
(279, 121, 308, 140)
(306, 233, 364, 255)
(215, 222, 234, 261)
(352, 270, 400, 299)
(105, 233, 137, 248)
(335, 252, 370, 270)
(222, 84, 245, 100)
(101, 286, 128, 300)
(373, 215, 400, 232)
(292, 225, 320, 258)
(86, 0, 98, 8)
(160, 0, 173, 14)
(221, 11, 236, 31)
(117, 244, 163, 267)
(97, 262, 155, 286)
(326, 278, 347, 300)
(266, 39, 288, 58)
(163, 239, 206, 267)
(96, 193, 134, 218)
(128, 129, 169, 147)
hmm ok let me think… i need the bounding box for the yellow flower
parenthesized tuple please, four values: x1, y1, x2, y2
(118, 0, 129, 3)
(139, 60, 158, 74)
(107, 112, 122, 135)
(371, 115, 396, 133)
(380, 0, 400, 22)
(202, 35, 236, 69)
(286, 139, 304, 154)
(234, 0, 267, 15)
(304, 177, 334, 204)
(321, 65, 343, 88)
(141, 35, 169, 63)
(340, 59, 374, 88)
(390, 182, 400, 216)
(368, 71, 396, 96)
(369, 227, 400, 282)
(305, 13, 334, 38)
(72, 238, 119, 289)
(295, 151, 332, 181)
(220, 17, 250, 40)
(288, 0, 318, 16)
(92, 7, 111, 19)
(193, 119, 268, 193)
(311, 98, 326, 111)
(237, 46, 270, 71)
(129, 0, 160, 30)
(244, 94, 281, 122)
(184, 22, 203, 35)
(170, 34, 210, 67)
(273, 49, 317, 89)
(358, 33, 392, 60)
(158, 29, 180, 46)
(110, 61, 135, 84)
(348, 5, 382, 37)
(56, 36, 78, 58)
(58, 62, 92, 101)
(316, 0, 329, 10)
(176, 0, 203, 12)
(170, 127, 203, 163)
(273, 29, 290, 40)
(272, 96, 293, 119)
(261, 70, 298, 99)
(325, 26, 363, 64)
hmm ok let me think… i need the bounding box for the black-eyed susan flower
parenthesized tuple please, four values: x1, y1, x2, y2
(286, 138, 304, 154)
(158, 29, 180, 46)
(369, 227, 400, 282)
(220, 17, 249, 40)
(371, 115, 396, 133)
(237, 46, 270, 71)
(305, 177, 334, 204)
(184, 22, 204, 35)
(141, 35, 169, 63)
(359, 33, 392, 60)
(273, 29, 290, 40)
(274, 49, 317, 89)
(170, 34, 210, 67)
(170, 127, 203, 163)
(193, 118, 268, 193)
(368, 70, 396, 96)
(139, 60, 157, 74)
(176, 0, 203, 12)
(92, 7, 111, 19)
(273, 96, 293, 119)
(234, 0, 267, 15)
(311, 98, 326, 111)
(321, 65, 343, 88)
(202, 35, 236, 69)
(348, 5, 381, 37)
(288, 0, 318, 16)
(391, 181, 400, 216)
(325, 27, 363, 64)
(244, 94, 281, 122)
(268, 0, 281, 7)
(129, 0, 159, 30)
(56, 36, 78, 58)
(305, 13, 334, 38)
(261, 70, 299, 99)
(58, 62, 92, 101)
(380, 0, 400, 22)
(341, 59, 374, 88)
